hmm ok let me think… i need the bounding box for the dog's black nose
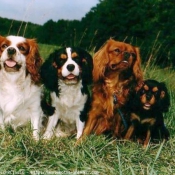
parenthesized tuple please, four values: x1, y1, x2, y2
(7, 47, 16, 55)
(146, 93, 152, 100)
(123, 52, 130, 60)
(67, 64, 75, 72)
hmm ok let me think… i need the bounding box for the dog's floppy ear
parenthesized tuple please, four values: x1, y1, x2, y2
(26, 39, 43, 84)
(40, 51, 58, 94)
(41, 86, 55, 116)
(159, 82, 170, 112)
(0, 35, 5, 57)
(79, 48, 93, 85)
(93, 40, 111, 82)
(132, 47, 143, 83)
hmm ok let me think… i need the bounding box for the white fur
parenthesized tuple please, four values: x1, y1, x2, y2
(0, 36, 43, 140)
(43, 79, 87, 139)
(61, 47, 80, 77)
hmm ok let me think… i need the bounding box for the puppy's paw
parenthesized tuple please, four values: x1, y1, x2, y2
(43, 131, 54, 140)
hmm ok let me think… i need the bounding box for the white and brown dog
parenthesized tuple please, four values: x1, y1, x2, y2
(0, 35, 43, 140)
(41, 47, 93, 139)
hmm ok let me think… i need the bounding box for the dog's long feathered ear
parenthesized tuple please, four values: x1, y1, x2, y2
(133, 47, 143, 83)
(26, 39, 43, 84)
(80, 49, 93, 85)
(0, 35, 5, 56)
(41, 86, 55, 116)
(93, 40, 110, 82)
(159, 82, 170, 112)
(0, 35, 5, 44)
(40, 52, 58, 94)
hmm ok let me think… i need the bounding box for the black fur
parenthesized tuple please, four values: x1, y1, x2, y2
(126, 79, 170, 142)
(40, 52, 59, 94)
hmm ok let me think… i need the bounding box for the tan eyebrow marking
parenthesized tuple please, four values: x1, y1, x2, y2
(71, 52, 78, 58)
(152, 87, 158, 92)
(60, 54, 67, 59)
(144, 85, 149, 91)
(160, 91, 165, 98)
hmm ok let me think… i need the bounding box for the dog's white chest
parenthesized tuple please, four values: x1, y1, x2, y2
(51, 81, 87, 124)
(0, 83, 23, 115)
(59, 87, 85, 107)
(0, 75, 40, 119)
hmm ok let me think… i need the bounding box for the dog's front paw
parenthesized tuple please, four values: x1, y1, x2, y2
(0, 124, 5, 131)
(43, 131, 54, 140)
(33, 130, 40, 141)
(55, 131, 69, 138)
(76, 132, 83, 140)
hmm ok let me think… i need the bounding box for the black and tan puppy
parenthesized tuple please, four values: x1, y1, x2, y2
(124, 79, 170, 147)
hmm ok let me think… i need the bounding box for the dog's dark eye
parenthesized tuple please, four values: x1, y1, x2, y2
(18, 46, 26, 51)
(140, 89, 145, 94)
(123, 52, 130, 60)
(55, 58, 67, 68)
(59, 59, 66, 66)
(73, 57, 80, 64)
(1, 44, 8, 49)
(114, 49, 120, 54)
(130, 52, 136, 59)
(153, 91, 159, 96)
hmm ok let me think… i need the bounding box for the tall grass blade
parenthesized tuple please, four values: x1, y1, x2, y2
(150, 141, 165, 174)
(117, 146, 122, 175)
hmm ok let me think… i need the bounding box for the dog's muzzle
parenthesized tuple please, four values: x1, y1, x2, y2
(7, 47, 16, 56)
(67, 64, 75, 72)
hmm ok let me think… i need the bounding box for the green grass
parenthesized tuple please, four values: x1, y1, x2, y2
(0, 44, 175, 174)
(39, 43, 59, 59)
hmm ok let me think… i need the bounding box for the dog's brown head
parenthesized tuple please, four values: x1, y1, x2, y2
(93, 39, 143, 83)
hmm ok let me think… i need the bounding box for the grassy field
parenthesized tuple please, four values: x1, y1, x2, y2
(0, 44, 175, 175)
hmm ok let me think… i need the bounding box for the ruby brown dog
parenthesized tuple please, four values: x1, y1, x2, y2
(0, 35, 43, 140)
(82, 39, 143, 138)
(41, 47, 93, 139)
(124, 79, 170, 147)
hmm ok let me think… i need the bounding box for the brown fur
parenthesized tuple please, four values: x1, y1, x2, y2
(26, 39, 42, 84)
(82, 39, 143, 138)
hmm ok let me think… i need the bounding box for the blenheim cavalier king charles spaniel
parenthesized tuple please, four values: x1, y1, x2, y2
(41, 47, 93, 139)
(0, 35, 43, 140)
(82, 39, 143, 138)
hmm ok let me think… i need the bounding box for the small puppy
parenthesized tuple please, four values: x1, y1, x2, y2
(41, 47, 93, 139)
(124, 79, 170, 147)
(0, 35, 43, 140)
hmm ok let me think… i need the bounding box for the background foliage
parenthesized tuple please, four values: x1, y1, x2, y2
(0, 0, 175, 67)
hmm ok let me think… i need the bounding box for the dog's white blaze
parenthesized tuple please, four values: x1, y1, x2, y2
(61, 47, 80, 77)
(7, 36, 26, 46)
(66, 47, 72, 59)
